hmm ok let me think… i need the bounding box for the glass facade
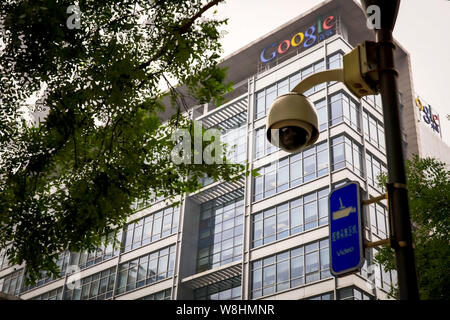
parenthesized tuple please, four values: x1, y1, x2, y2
(32, 287, 64, 300)
(0, 269, 24, 296)
(64, 267, 116, 300)
(116, 245, 176, 295)
(306, 292, 334, 300)
(329, 92, 361, 130)
(255, 59, 327, 119)
(366, 152, 387, 188)
(337, 286, 374, 300)
(255, 126, 278, 159)
(363, 110, 386, 151)
(197, 194, 244, 272)
(331, 135, 364, 176)
(122, 206, 179, 252)
(194, 277, 241, 300)
(327, 51, 343, 69)
(139, 289, 172, 300)
(21, 251, 71, 293)
(69, 237, 120, 270)
(251, 239, 330, 298)
(221, 117, 247, 164)
(315, 99, 328, 132)
(252, 188, 329, 248)
(368, 203, 388, 238)
(253, 142, 328, 201)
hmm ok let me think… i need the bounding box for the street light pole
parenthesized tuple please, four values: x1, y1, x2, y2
(266, 0, 420, 300)
(361, 0, 419, 300)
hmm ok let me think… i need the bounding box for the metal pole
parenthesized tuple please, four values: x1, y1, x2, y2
(376, 28, 419, 300)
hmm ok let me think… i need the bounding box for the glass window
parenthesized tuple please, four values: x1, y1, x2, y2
(330, 93, 343, 125)
(315, 100, 327, 131)
(255, 127, 265, 159)
(369, 117, 378, 145)
(197, 193, 244, 272)
(194, 277, 241, 300)
(121, 207, 179, 253)
(254, 172, 264, 202)
(64, 267, 115, 300)
(303, 154, 316, 182)
(277, 160, 289, 192)
(264, 164, 276, 198)
(278, 78, 289, 96)
(115, 246, 175, 296)
(374, 94, 382, 110)
(327, 52, 343, 69)
(140, 288, 172, 300)
(289, 73, 301, 91)
(363, 111, 369, 137)
(265, 84, 277, 116)
(255, 58, 328, 118)
(304, 201, 317, 231)
(317, 145, 328, 176)
(251, 239, 331, 298)
(0, 269, 24, 296)
(332, 136, 345, 170)
(253, 142, 327, 202)
(256, 91, 265, 119)
(331, 135, 363, 177)
(252, 189, 328, 248)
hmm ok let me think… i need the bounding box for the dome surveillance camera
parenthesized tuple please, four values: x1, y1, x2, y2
(266, 92, 319, 153)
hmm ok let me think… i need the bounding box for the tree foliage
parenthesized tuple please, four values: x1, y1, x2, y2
(375, 155, 450, 299)
(0, 0, 249, 283)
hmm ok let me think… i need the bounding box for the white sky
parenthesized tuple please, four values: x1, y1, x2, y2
(212, 0, 450, 145)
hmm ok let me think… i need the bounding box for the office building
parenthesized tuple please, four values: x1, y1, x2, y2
(1, 0, 447, 301)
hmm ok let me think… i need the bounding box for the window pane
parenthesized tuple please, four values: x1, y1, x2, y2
(253, 220, 263, 244)
(318, 197, 328, 219)
(264, 169, 276, 197)
(317, 149, 328, 175)
(90, 280, 100, 298)
(330, 98, 343, 125)
(320, 248, 330, 270)
(263, 265, 276, 286)
(291, 256, 304, 278)
(158, 255, 168, 277)
(266, 88, 277, 109)
(304, 201, 317, 224)
(254, 176, 263, 200)
(290, 160, 302, 186)
(303, 155, 316, 181)
(263, 216, 276, 239)
(277, 260, 289, 284)
(277, 210, 289, 238)
(290, 206, 303, 229)
(332, 142, 345, 170)
(290, 73, 301, 90)
(277, 164, 289, 192)
(256, 94, 265, 118)
(306, 252, 319, 273)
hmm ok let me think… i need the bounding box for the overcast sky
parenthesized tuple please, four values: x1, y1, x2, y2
(211, 0, 450, 145)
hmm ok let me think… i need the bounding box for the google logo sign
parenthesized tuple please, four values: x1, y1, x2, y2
(260, 15, 336, 63)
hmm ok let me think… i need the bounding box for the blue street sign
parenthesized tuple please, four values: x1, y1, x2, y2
(329, 181, 364, 276)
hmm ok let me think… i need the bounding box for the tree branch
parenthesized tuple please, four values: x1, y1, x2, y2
(138, 0, 224, 70)
(178, 0, 224, 34)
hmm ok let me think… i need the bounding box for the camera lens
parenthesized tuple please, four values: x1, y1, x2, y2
(278, 126, 308, 151)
